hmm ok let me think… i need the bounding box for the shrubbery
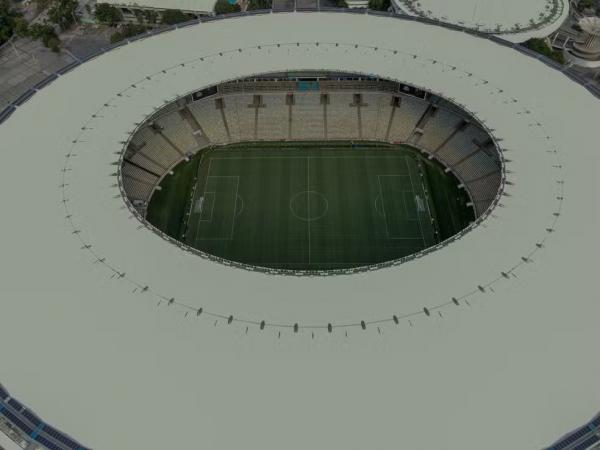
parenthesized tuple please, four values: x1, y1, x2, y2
(368, 0, 390, 11)
(110, 22, 147, 43)
(577, 0, 595, 10)
(94, 3, 123, 25)
(214, 0, 240, 14)
(144, 9, 158, 24)
(161, 8, 190, 24)
(0, 0, 21, 45)
(524, 38, 565, 65)
(48, 0, 78, 31)
(28, 22, 61, 51)
(247, 0, 271, 10)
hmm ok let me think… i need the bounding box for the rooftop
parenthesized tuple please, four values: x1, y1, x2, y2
(0, 11, 598, 450)
(392, 0, 570, 41)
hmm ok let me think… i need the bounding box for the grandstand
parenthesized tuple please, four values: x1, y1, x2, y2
(122, 77, 502, 220)
(121, 75, 500, 272)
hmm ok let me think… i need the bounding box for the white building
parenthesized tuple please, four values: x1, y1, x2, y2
(391, 0, 570, 42)
(0, 11, 599, 450)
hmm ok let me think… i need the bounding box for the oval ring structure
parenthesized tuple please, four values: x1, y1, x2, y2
(0, 11, 599, 450)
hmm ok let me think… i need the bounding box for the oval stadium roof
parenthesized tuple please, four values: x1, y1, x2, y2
(0, 12, 599, 450)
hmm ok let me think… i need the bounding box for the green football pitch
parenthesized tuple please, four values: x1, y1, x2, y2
(146, 142, 474, 272)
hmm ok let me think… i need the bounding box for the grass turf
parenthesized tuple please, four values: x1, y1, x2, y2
(147, 142, 474, 271)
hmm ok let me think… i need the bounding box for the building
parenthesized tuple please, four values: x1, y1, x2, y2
(0, 11, 599, 450)
(565, 17, 600, 67)
(390, 0, 570, 42)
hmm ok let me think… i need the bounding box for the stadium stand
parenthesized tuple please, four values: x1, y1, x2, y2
(416, 107, 465, 150)
(322, 92, 360, 140)
(188, 99, 230, 143)
(386, 94, 429, 143)
(154, 113, 198, 155)
(257, 94, 288, 141)
(121, 79, 503, 218)
(360, 92, 389, 141)
(293, 92, 325, 139)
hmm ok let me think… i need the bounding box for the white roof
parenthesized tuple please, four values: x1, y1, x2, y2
(392, 0, 570, 42)
(580, 16, 600, 36)
(103, 0, 215, 14)
(0, 12, 599, 450)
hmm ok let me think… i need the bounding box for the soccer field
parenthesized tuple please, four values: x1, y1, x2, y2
(147, 142, 473, 272)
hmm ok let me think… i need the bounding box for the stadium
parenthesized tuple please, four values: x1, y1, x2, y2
(0, 6, 599, 450)
(125, 75, 495, 273)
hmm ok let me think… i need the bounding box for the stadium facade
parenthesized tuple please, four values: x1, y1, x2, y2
(0, 11, 599, 450)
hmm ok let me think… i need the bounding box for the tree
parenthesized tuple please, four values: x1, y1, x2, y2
(214, 0, 240, 14)
(94, 3, 123, 26)
(32, 0, 52, 14)
(14, 17, 29, 37)
(28, 22, 61, 51)
(368, 0, 390, 10)
(143, 9, 158, 24)
(524, 38, 565, 65)
(247, 0, 271, 10)
(160, 8, 189, 24)
(46, 35, 60, 51)
(110, 23, 146, 43)
(0, 0, 21, 45)
(134, 9, 144, 23)
(577, 0, 594, 10)
(48, 0, 79, 31)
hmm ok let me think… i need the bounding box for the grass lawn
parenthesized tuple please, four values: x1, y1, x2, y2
(147, 141, 474, 271)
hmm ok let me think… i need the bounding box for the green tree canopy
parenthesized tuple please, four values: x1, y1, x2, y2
(247, 0, 271, 10)
(160, 8, 189, 24)
(214, 0, 240, 14)
(28, 22, 61, 51)
(0, 0, 22, 45)
(524, 38, 565, 65)
(48, 0, 78, 31)
(143, 9, 158, 24)
(94, 3, 123, 26)
(368, 0, 390, 11)
(110, 22, 146, 43)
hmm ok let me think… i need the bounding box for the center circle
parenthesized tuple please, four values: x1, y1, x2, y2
(289, 191, 329, 222)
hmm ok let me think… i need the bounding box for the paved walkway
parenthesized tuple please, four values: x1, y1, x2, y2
(0, 25, 112, 109)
